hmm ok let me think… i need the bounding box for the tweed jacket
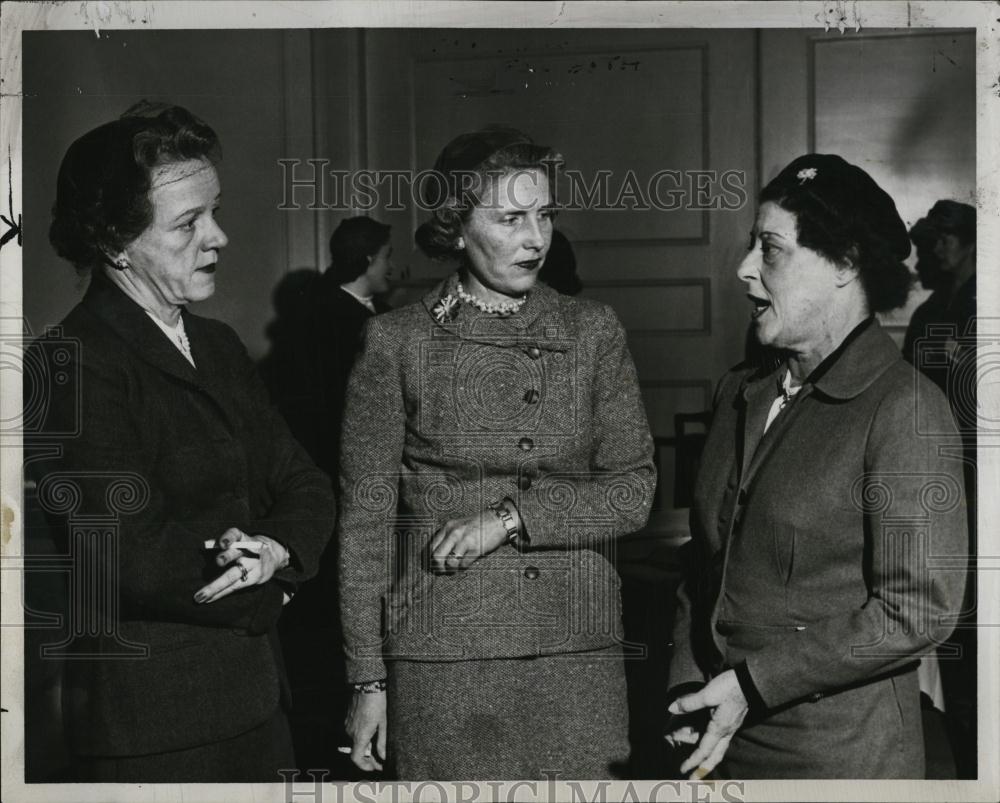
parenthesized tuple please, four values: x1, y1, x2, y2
(29, 272, 335, 757)
(337, 276, 656, 683)
(669, 319, 967, 776)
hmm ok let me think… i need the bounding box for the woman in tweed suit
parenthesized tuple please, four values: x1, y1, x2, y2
(338, 127, 656, 779)
(665, 155, 968, 778)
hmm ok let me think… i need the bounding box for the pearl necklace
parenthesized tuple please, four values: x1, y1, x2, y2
(456, 280, 527, 316)
(174, 321, 194, 364)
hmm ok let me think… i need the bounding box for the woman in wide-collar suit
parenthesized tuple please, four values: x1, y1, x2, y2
(664, 155, 968, 779)
(33, 103, 335, 781)
(337, 127, 657, 779)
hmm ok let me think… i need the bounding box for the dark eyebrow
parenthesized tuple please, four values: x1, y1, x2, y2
(758, 229, 788, 241)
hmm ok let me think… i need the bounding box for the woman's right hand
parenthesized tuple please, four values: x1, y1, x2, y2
(344, 689, 387, 772)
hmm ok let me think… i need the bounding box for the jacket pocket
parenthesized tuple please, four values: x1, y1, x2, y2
(772, 522, 795, 585)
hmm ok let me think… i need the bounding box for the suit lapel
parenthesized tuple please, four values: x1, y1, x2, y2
(737, 368, 779, 482)
(81, 272, 243, 434)
(83, 272, 202, 387)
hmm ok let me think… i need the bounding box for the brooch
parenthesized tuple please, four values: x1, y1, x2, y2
(797, 167, 818, 184)
(432, 294, 459, 323)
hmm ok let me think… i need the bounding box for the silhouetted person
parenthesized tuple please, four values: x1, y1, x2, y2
(265, 216, 394, 776)
(538, 229, 583, 295)
(905, 200, 977, 779)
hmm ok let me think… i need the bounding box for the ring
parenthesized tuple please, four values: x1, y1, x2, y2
(236, 560, 248, 583)
(447, 551, 458, 558)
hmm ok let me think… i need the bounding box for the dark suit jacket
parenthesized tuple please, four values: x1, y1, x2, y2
(29, 271, 335, 757)
(271, 274, 390, 479)
(669, 320, 967, 777)
(337, 276, 657, 685)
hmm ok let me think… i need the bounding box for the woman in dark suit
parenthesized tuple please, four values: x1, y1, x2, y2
(664, 155, 968, 779)
(33, 103, 335, 781)
(337, 127, 656, 779)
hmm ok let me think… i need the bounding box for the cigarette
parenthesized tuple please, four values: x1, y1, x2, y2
(337, 746, 372, 757)
(690, 766, 711, 780)
(203, 539, 263, 552)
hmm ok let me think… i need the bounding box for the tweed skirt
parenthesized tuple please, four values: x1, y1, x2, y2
(387, 645, 630, 780)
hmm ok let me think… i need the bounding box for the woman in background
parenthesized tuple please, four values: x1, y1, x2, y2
(337, 126, 656, 779)
(665, 154, 967, 779)
(34, 103, 334, 781)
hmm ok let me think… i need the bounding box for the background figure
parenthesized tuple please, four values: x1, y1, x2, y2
(257, 268, 324, 424)
(905, 200, 977, 778)
(538, 228, 583, 295)
(665, 155, 966, 779)
(339, 126, 656, 779)
(265, 216, 395, 478)
(263, 216, 394, 775)
(901, 214, 952, 367)
(29, 103, 334, 782)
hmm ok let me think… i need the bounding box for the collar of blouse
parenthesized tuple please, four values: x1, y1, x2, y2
(422, 272, 573, 356)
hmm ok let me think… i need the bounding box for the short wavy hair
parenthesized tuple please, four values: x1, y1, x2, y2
(328, 216, 392, 284)
(49, 102, 221, 273)
(759, 154, 912, 313)
(415, 126, 561, 260)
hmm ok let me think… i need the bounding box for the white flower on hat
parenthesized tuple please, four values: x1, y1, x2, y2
(797, 167, 818, 183)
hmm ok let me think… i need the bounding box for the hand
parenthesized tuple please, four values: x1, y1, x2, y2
(668, 669, 749, 779)
(194, 527, 290, 604)
(428, 510, 509, 573)
(345, 689, 387, 772)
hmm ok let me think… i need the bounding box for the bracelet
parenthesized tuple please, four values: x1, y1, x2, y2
(352, 678, 387, 694)
(489, 499, 520, 546)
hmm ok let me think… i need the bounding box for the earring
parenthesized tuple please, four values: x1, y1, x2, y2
(456, 237, 465, 251)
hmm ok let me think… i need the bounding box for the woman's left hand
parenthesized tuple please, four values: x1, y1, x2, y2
(429, 511, 509, 573)
(194, 527, 290, 603)
(668, 669, 749, 779)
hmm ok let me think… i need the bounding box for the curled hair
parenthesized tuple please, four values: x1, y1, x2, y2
(760, 154, 912, 313)
(49, 102, 221, 273)
(926, 199, 976, 246)
(328, 216, 392, 284)
(415, 127, 562, 260)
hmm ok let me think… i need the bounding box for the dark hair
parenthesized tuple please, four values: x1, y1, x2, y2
(759, 154, 911, 312)
(49, 101, 221, 273)
(538, 229, 582, 296)
(328, 216, 392, 283)
(908, 216, 947, 292)
(415, 126, 562, 260)
(926, 200, 976, 246)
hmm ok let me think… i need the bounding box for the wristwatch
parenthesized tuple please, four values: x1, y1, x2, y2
(489, 499, 521, 547)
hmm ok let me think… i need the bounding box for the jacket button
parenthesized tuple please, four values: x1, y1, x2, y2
(518, 437, 534, 451)
(524, 566, 540, 579)
(527, 347, 541, 359)
(523, 388, 540, 404)
(518, 475, 532, 490)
